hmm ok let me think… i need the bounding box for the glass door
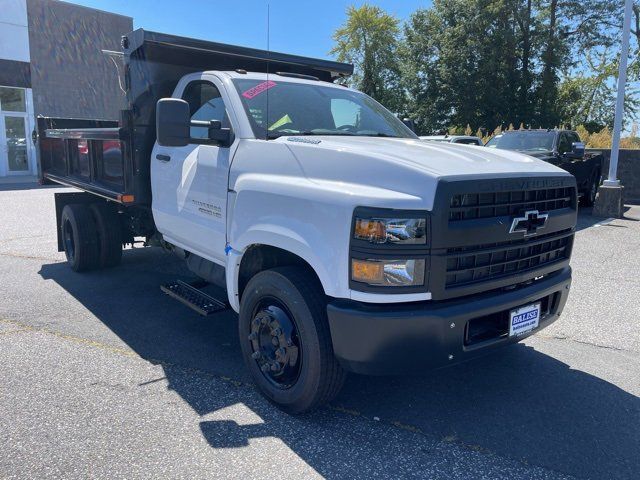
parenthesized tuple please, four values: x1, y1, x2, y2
(0, 86, 31, 176)
(2, 115, 29, 174)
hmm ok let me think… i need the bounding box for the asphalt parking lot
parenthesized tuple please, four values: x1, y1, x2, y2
(1, 184, 638, 480)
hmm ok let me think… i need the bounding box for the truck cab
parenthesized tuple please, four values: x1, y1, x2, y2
(36, 29, 577, 414)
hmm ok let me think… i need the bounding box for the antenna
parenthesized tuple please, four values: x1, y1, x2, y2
(265, 2, 270, 140)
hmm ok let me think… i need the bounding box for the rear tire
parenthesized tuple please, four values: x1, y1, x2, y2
(90, 203, 122, 268)
(239, 266, 346, 414)
(582, 172, 600, 207)
(60, 204, 100, 272)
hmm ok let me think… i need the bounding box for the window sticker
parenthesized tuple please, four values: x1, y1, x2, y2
(269, 114, 292, 130)
(242, 81, 277, 99)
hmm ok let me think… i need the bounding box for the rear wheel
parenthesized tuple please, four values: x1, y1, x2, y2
(60, 204, 100, 272)
(239, 266, 346, 414)
(582, 172, 600, 207)
(90, 203, 122, 268)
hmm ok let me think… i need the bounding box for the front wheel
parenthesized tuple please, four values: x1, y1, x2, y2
(239, 266, 346, 414)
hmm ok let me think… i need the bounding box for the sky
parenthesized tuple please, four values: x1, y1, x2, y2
(65, 0, 432, 60)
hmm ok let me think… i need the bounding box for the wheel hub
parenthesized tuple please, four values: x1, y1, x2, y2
(248, 303, 300, 388)
(62, 219, 75, 260)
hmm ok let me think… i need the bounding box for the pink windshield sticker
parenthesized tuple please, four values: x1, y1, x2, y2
(242, 81, 277, 99)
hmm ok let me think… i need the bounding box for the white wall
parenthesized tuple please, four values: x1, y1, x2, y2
(0, 0, 30, 62)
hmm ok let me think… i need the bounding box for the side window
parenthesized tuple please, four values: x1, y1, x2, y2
(181, 81, 229, 140)
(558, 133, 571, 154)
(568, 132, 580, 145)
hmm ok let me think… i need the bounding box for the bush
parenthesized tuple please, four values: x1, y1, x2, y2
(450, 124, 640, 149)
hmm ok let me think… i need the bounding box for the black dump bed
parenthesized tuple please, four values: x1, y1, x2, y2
(37, 28, 353, 206)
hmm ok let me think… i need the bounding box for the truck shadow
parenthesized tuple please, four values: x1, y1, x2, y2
(38, 249, 639, 479)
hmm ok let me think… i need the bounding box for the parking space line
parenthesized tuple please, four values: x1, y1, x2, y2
(0, 252, 62, 262)
(0, 328, 32, 336)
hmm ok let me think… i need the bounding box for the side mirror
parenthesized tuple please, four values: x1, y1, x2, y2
(571, 141, 585, 157)
(156, 98, 190, 147)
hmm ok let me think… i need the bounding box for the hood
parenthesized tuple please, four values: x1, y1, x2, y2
(269, 136, 571, 210)
(280, 136, 567, 177)
(230, 136, 573, 211)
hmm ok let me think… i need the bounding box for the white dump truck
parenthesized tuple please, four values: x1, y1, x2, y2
(36, 29, 576, 413)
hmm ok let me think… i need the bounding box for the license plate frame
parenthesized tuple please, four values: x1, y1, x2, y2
(509, 302, 541, 337)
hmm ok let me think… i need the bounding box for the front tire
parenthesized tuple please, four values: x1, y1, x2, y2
(239, 266, 346, 414)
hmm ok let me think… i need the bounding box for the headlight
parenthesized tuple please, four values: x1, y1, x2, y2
(351, 258, 425, 287)
(353, 217, 426, 245)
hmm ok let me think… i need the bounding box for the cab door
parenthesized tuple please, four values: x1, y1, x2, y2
(151, 76, 238, 264)
(556, 131, 589, 189)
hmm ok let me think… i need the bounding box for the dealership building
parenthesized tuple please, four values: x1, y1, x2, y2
(0, 0, 132, 179)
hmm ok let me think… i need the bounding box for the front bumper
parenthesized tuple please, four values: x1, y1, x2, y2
(327, 267, 571, 375)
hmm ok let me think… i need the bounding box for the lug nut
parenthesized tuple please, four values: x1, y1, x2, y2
(251, 351, 262, 360)
(276, 347, 286, 358)
(271, 337, 279, 346)
(248, 332, 258, 340)
(270, 363, 281, 372)
(450, 323, 455, 329)
(260, 363, 271, 372)
(448, 354, 454, 361)
(272, 328, 282, 336)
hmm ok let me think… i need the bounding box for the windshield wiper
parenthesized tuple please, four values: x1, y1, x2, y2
(356, 132, 401, 138)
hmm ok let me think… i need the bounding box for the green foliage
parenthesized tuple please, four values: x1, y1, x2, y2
(330, 1, 640, 136)
(558, 51, 640, 130)
(330, 4, 403, 112)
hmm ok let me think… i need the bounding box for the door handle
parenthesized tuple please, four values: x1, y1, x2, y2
(156, 154, 171, 162)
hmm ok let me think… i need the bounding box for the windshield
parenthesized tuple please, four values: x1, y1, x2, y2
(486, 132, 555, 151)
(232, 79, 417, 139)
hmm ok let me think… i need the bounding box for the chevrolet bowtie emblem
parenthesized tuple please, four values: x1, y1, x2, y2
(509, 210, 548, 236)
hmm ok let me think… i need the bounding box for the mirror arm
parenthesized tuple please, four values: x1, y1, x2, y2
(186, 119, 233, 147)
(190, 120, 212, 128)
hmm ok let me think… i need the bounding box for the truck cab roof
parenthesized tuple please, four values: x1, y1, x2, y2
(212, 70, 351, 90)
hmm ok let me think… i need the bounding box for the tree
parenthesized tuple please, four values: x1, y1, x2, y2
(330, 5, 403, 112)
(331, 1, 639, 133)
(401, 0, 527, 133)
(558, 50, 640, 129)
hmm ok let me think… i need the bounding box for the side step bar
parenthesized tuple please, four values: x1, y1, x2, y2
(161, 280, 227, 316)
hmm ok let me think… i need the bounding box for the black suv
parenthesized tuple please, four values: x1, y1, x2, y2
(486, 129, 603, 205)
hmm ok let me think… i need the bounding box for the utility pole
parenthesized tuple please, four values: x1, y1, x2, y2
(594, 0, 632, 217)
(604, 0, 633, 186)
